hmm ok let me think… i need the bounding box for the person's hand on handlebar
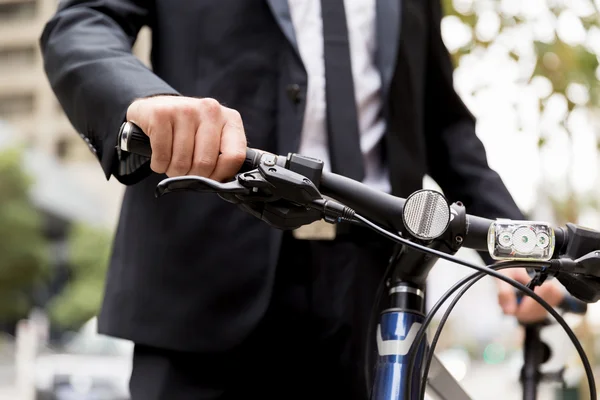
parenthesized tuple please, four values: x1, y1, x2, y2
(126, 96, 247, 180)
(496, 268, 565, 323)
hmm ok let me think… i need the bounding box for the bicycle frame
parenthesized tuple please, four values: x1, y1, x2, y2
(370, 246, 472, 400)
(371, 301, 426, 400)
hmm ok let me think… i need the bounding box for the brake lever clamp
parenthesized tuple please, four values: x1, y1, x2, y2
(228, 162, 336, 230)
(236, 169, 277, 202)
(261, 162, 322, 202)
(231, 162, 322, 204)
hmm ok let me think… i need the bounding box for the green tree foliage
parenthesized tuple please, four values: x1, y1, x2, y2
(47, 223, 112, 330)
(441, 0, 600, 224)
(0, 147, 49, 320)
(0, 145, 113, 331)
(442, 0, 600, 106)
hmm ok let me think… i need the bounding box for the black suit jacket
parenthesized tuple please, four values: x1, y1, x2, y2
(41, 0, 523, 352)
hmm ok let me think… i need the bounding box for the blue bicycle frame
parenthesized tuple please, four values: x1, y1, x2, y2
(369, 247, 472, 400)
(371, 304, 425, 399)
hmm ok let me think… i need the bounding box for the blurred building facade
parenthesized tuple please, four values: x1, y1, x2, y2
(0, 0, 152, 228)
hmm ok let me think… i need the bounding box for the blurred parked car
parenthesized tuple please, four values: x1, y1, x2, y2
(34, 318, 132, 400)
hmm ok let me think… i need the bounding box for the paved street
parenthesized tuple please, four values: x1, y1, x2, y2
(0, 344, 596, 399)
(0, 363, 16, 400)
(0, 342, 17, 400)
(0, 387, 18, 400)
(0, 361, 583, 400)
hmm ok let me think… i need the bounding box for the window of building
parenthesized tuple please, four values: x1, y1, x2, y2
(0, 0, 37, 23)
(0, 45, 36, 71)
(0, 93, 35, 117)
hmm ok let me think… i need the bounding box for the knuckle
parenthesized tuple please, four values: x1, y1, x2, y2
(178, 102, 198, 119)
(146, 121, 172, 143)
(151, 105, 173, 121)
(227, 108, 242, 122)
(226, 110, 245, 132)
(200, 98, 222, 121)
(126, 99, 143, 120)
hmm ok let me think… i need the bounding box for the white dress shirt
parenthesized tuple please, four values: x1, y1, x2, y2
(288, 0, 391, 193)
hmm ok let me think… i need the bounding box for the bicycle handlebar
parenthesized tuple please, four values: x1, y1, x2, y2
(117, 121, 600, 303)
(119, 122, 496, 250)
(117, 121, 577, 253)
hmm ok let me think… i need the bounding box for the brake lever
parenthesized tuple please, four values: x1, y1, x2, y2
(154, 162, 339, 231)
(155, 176, 251, 198)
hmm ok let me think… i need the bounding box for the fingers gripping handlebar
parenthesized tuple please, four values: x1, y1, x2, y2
(119, 121, 267, 171)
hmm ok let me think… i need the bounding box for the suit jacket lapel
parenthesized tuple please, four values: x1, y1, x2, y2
(266, 0, 402, 152)
(265, 0, 302, 61)
(376, 0, 402, 102)
(267, 0, 402, 99)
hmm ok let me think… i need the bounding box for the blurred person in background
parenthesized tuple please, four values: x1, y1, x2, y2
(40, 0, 565, 399)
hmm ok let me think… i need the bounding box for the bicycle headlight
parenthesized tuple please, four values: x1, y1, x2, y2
(487, 219, 555, 261)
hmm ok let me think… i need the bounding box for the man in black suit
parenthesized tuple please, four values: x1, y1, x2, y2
(41, 0, 564, 398)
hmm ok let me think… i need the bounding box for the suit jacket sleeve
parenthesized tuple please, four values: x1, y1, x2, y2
(423, 0, 525, 262)
(423, 1, 525, 219)
(40, 0, 180, 185)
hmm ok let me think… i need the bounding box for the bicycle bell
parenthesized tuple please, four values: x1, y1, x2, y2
(402, 189, 451, 240)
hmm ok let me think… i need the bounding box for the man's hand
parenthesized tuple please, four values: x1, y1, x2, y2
(496, 268, 564, 323)
(126, 96, 247, 180)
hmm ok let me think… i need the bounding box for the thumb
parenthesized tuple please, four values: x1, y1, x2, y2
(496, 268, 530, 315)
(497, 282, 517, 315)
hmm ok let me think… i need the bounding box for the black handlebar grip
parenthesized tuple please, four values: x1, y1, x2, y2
(244, 148, 264, 169)
(118, 121, 267, 170)
(119, 121, 152, 158)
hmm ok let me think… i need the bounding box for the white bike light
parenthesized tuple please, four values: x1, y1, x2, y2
(487, 219, 555, 261)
